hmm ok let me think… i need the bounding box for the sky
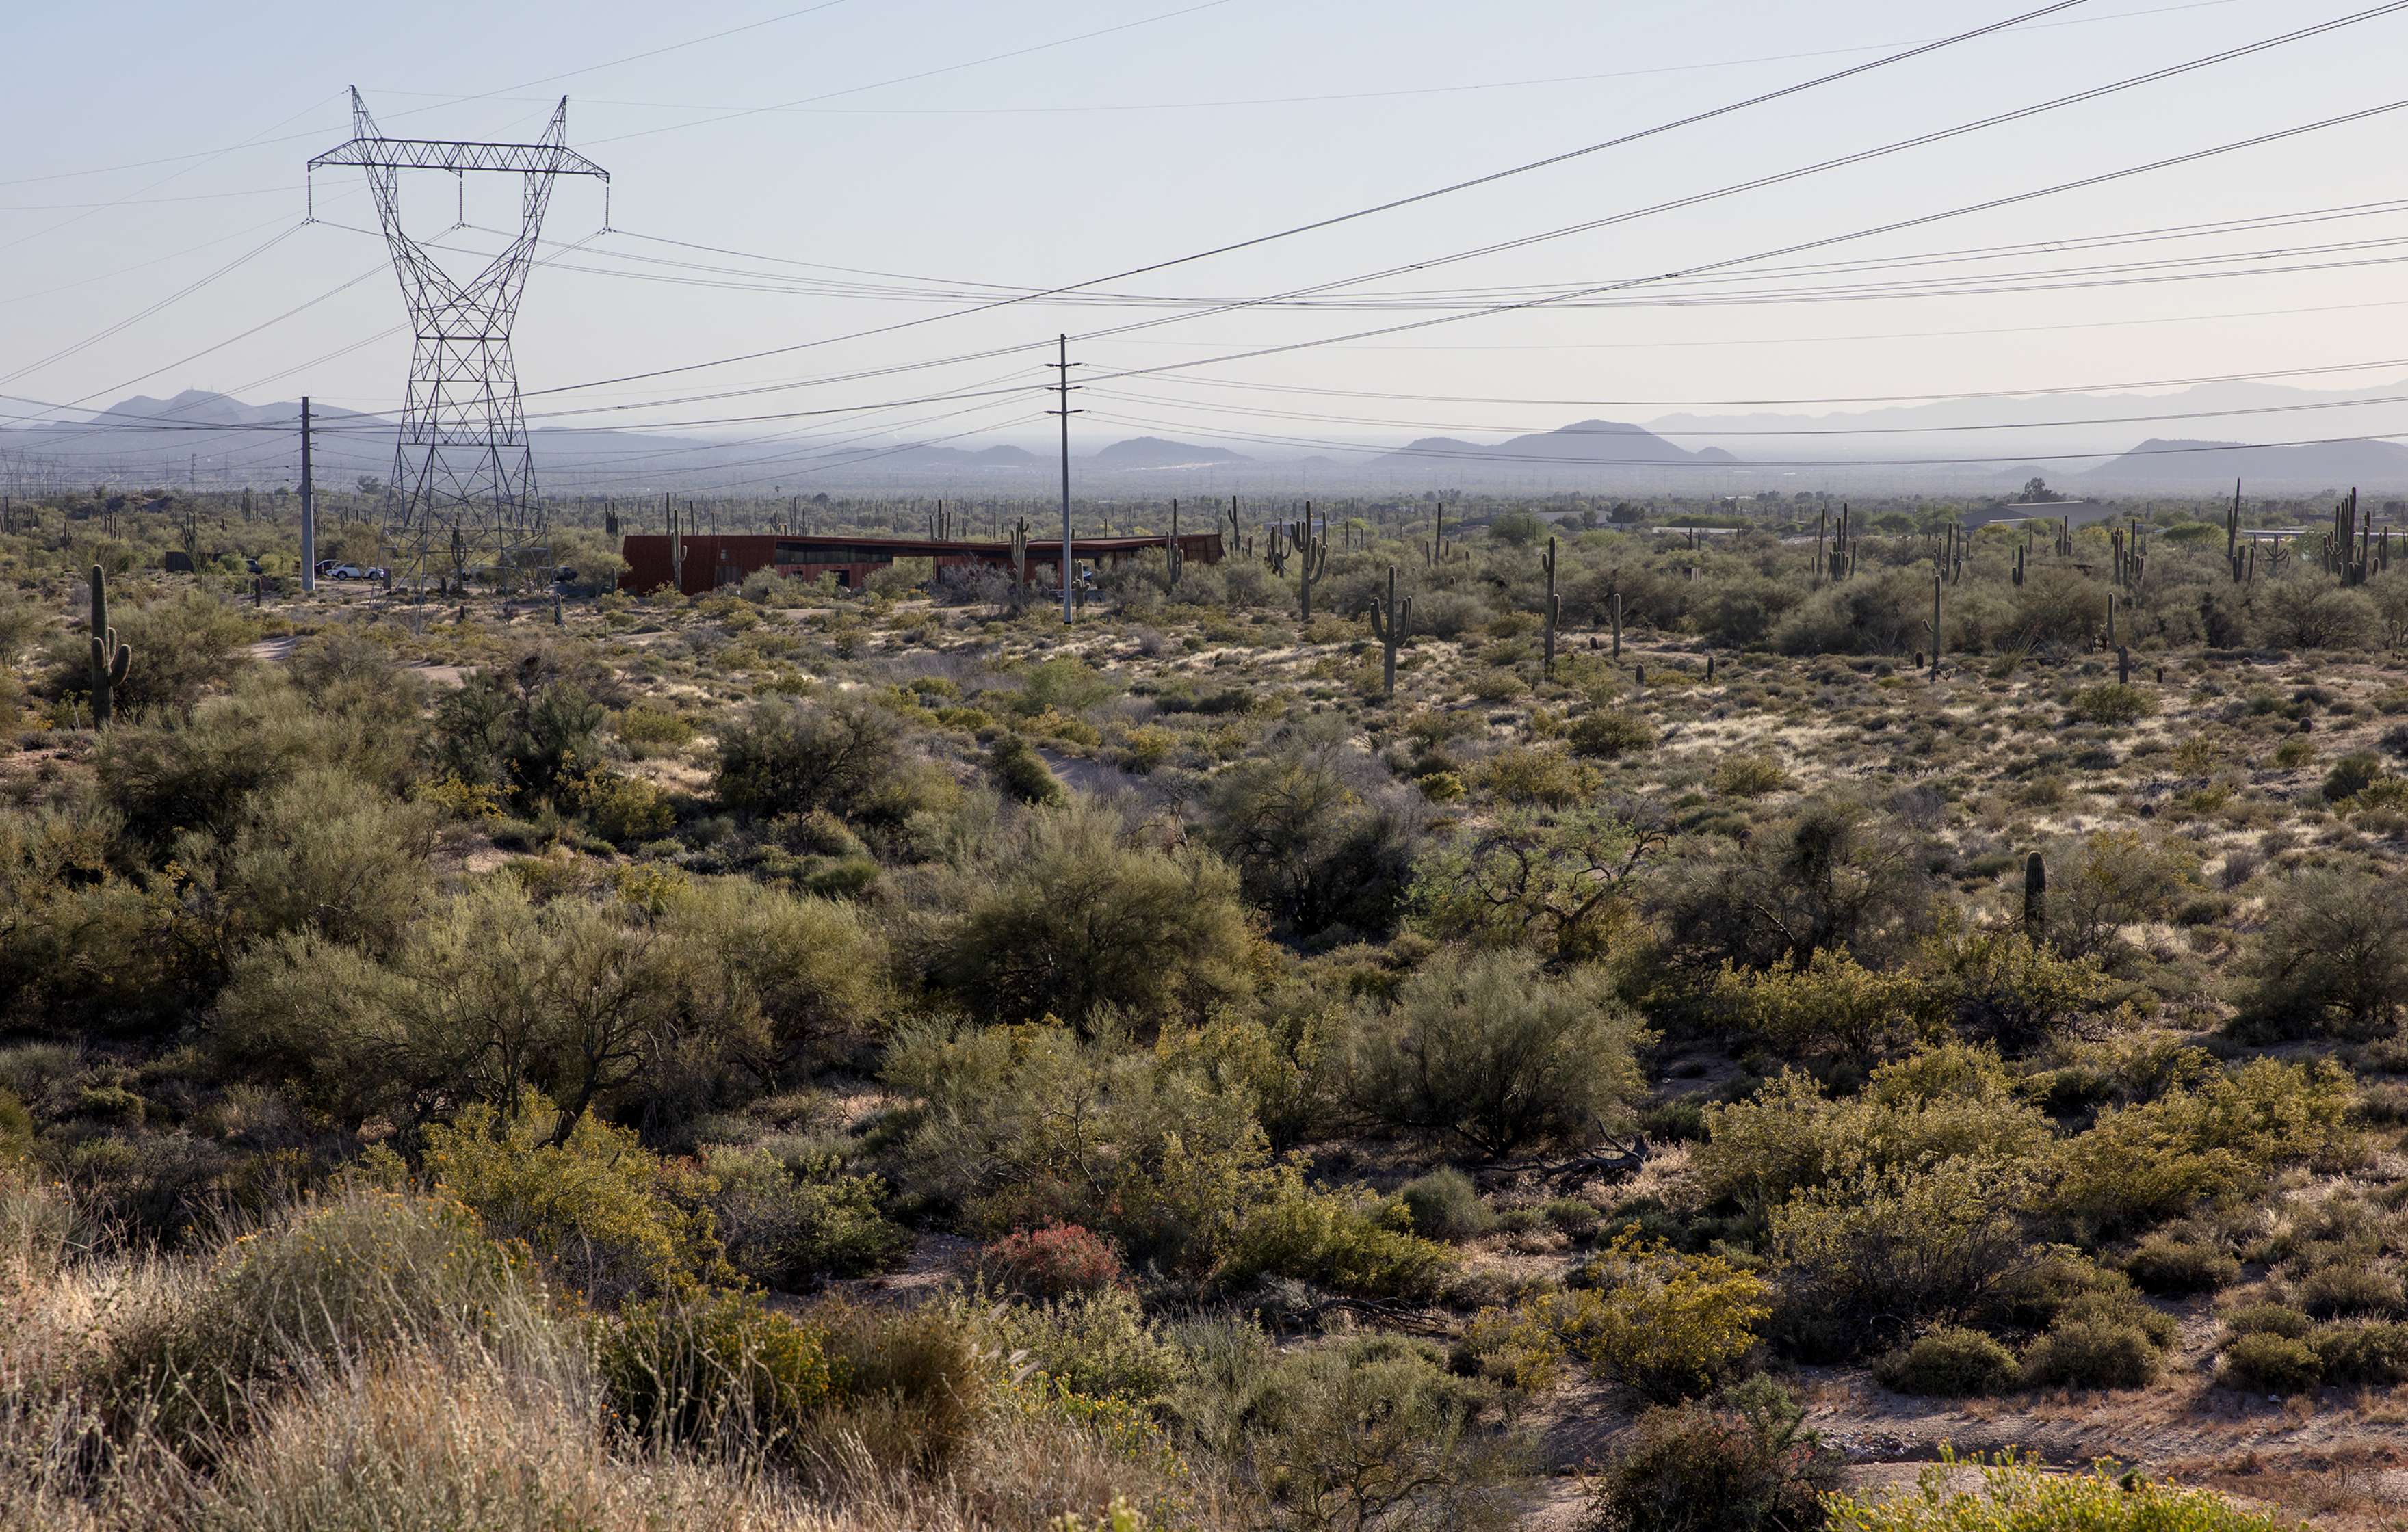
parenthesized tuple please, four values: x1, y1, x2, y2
(5, 0, 2408, 486)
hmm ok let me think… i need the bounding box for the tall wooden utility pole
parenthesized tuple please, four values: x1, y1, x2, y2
(1047, 334, 1079, 624)
(299, 396, 316, 593)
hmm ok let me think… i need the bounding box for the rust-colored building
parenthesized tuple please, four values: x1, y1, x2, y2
(618, 531, 1224, 598)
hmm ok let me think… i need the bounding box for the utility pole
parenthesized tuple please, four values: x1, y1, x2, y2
(300, 396, 316, 593)
(1047, 334, 1080, 623)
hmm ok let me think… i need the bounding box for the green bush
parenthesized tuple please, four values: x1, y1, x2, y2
(1555, 1230, 1770, 1401)
(1399, 1168, 1495, 1243)
(2309, 1320, 2408, 1386)
(2221, 1302, 2312, 1340)
(1582, 1379, 1840, 1532)
(714, 695, 903, 820)
(600, 1289, 837, 1462)
(808, 1295, 997, 1472)
(2124, 1234, 2240, 1295)
(1872, 1328, 2019, 1397)
(1826, 1449, 2289, 1531)
(1348, 949, 1649, 1158)
(935, 806, 1260, 1030)
(2065, 684, 2156, 727)
(2234, 866, 2408, 1040)
(2216, 1331, 2321, 1394)
(988, 733, 1066, 806)
(116, 1187, 535, 1441)
(2323, 751, 2385, 802)
(2020, 1317, 2162, 1390)
(424, 1094, 722, 1305)
(971, 1286, 1182, 1404)
(701, 1144, 906, 1289)
(1569, 709, 1655, 760)
(1218, 1171, 1453, 1302)
(2296, 1262, 2405, 1319)
(1243, 1336, 1523, 1532)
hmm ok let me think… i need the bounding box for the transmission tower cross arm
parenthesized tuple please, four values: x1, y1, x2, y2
(306, 137, 608, 179)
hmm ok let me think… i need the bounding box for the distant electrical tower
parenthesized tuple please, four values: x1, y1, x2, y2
(308, 89, 607, 590)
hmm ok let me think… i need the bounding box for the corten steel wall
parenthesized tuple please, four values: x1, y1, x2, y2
(619, 531, 1224, 596)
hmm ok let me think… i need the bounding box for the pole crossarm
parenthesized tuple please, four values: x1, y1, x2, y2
(309, 137, 609, 179)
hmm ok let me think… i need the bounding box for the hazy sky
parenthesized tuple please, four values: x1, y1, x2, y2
(6, 0, 2408, 483)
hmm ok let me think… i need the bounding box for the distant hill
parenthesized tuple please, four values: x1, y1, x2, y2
(1092, 436, 1251, 466)
(2084, 437, 2408, 487)
(1378, 419, 1733, 471)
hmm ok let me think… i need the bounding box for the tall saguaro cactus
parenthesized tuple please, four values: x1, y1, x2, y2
(2023, 851, 2047, 939)
(88, 564, 133, 728)
(1929, 572, 1943, 681)
(1367, 563, 1411, 700)
(1010, 518, 1030, 611)
(1542, 536, 1560, 678)
(1291, 510, 1330, 623)
(1165, 499, 1183, 593)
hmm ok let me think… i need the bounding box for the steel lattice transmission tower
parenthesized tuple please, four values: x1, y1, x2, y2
(309, 89, 607, 590)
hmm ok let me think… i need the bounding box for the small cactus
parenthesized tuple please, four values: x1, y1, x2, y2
(88, 564, 133, 728)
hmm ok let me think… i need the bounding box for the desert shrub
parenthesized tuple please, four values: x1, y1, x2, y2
(1242, 1336, 1523, 1532)
(1582, 1379, 1840, 1532)
(116, 1187, 534, 1440)
(2019, 1316, 2161, 1390)
(1217, 1171, 1453, 1302)
(1825, 1449, 2288, 1531)
(2234, 865, 2408, 1039)
(982, 1221, 1129, 1299)
(1770, 566, 1930, 657)
(1406, 808, 1654, 962)
(659, 875, 891, 1060)
(1770, 1154, 2040, 1356)
(1556, 1230, 1769, 1400)
(1482, 744, 1595, 807)
(2255, 578, 2379, 650)
(2309, 1320, 2408, 1385)
(433, 663, 607, 803)
(213, 932, 419, 1125)
(2054, 1058, 2360, 1236)
(1653, 795, 1931, 973)
(1873, 1327, 2019, 1397)
(1347, 949, 1649, 1158)
(807, 1295, 997, 1472)
(2324, 751, 2385, 802)
(2216, 1331, 2321, 1393)
(1922, 928, 2113, 1051)
(2296, 1262, 2405, 1319)
(974, 1286, 1181, 1404)
(95, 676, 337, 844)
(1710, 753, 1790, 799)
(1205, 737, 1427, 942)
(989, 733, 1066, 806)
(423, 1094, 722, 1305)
(699, 1144, 906, 1289)
(599, 1288, 837, 1462)
(883, 1019, 1276, 1276)
(1713, 947, 1938, 1072)
(564, 764, 675, 843)
(1398, 1168, 1494, 1243)
(713, 695, 902, 820)
(937, 806, 1260, 1030)
(1458, 1300, 1569, 1392)
(2222, 1302, 2313, 1339)
(2065, 683, 2155, 726)
(2039, 828, 2196, 965)
(49, 587, 252, 718)
(2123, 1234, 2238, 1295)
(1694, 1045, 2052, 1215)
(1569, 709, 1655, 759)
(214, 766, 439, 951)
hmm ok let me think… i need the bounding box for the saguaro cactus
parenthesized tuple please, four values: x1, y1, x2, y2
(1291, 511, 1330, 622)
(1367, 563, 1411, 699)
(88, 564, 132, 728)
(1010, 518, 1030, 611)
(2023, 851, 2047, 939)
(1929, 572, 1943, 680)
(1542, 536, 1560, 678)
(1165, 499, 1183, 592)
(1608, 586, 1623, 659)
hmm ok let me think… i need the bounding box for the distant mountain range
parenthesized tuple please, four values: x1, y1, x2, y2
(8, 387, 2406, 494)
(1376, 418, 1736, 471)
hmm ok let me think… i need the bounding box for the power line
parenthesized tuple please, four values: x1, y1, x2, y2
(520, 1, 2083, 404)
